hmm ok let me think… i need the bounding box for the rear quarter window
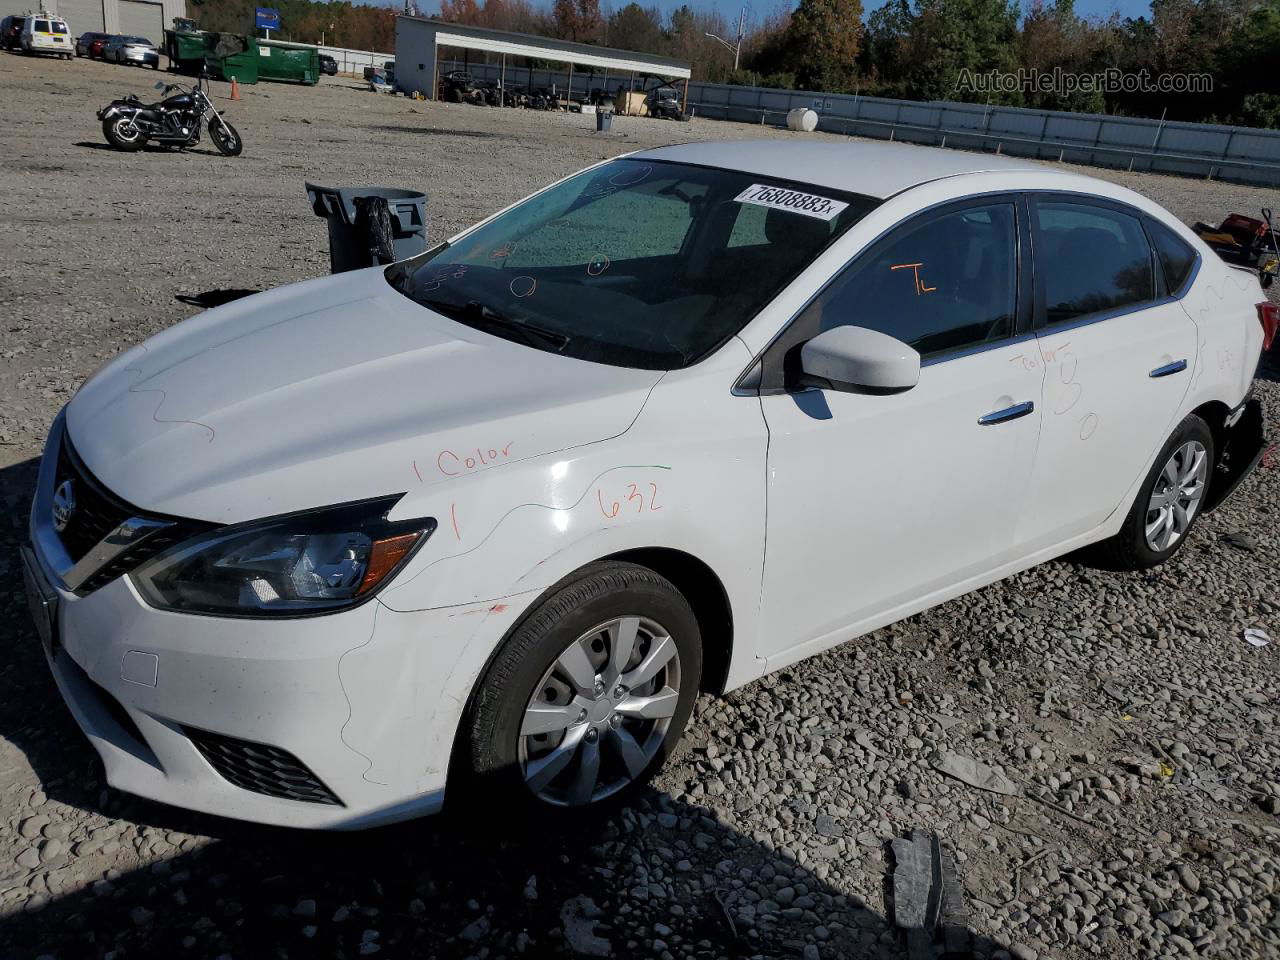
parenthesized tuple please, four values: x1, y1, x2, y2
(1148, 220, 1198, 295)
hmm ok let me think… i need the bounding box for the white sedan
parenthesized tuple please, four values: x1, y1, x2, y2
(22, 141, 1270, 828)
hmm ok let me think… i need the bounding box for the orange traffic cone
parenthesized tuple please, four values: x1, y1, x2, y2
(230, 77, 241, 101)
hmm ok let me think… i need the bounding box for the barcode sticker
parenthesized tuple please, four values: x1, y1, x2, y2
(734, 183, 848, 221)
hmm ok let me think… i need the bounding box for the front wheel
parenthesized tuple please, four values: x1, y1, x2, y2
(461, 562, 701, 822)
(1095, 414, 1214, 570)
(102, 115, 144, 151)
(208, 117, 242, 156)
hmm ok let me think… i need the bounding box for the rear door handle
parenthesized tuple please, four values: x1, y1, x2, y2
(1149, 359, 1188, 378)
(978, 401, 1035, 425)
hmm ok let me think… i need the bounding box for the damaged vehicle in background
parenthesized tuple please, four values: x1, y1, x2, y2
(22, 142, 1268, 829)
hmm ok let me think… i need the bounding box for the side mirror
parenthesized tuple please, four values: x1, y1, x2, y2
(798, 326, 921, 394)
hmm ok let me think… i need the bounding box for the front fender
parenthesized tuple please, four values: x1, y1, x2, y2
(377, 342, 769, 689)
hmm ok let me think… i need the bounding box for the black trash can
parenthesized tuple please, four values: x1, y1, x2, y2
(305, 182, 428, 274)
(595, 110, 613, 133)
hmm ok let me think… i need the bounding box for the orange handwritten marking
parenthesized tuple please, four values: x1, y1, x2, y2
(597, 489, 620, 519)
(890, 262, 935, 295)
(450, 503, 461, 540)
(598, 480, 663, 516)
(437, 442, 515, 477)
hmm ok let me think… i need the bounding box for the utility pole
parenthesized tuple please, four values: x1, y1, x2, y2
(705, 5, 746, 72)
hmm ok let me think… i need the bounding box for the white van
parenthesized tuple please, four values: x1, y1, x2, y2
(21, 12, 72, 58)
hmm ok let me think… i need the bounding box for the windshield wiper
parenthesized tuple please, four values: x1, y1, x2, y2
(425, 298, 570, 352)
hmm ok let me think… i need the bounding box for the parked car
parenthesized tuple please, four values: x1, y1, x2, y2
(20, 13, 72, 58)
(318, 53, 337, 75)
(1, 15, 27, 50)
(22, 142, 1269, 829)
(104, 34, 159, 69)
(75, 30, 109, 57)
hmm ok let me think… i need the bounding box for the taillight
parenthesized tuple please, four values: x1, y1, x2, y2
(1258, 302, 1279, 351)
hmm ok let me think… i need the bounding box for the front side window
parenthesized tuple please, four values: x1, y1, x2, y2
(1035, 200, 1154, 325)
(759, 201, 1018, 390)
(387, 159, 877, 369)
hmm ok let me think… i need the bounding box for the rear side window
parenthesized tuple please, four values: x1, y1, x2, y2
(52, 21, 68, 33)
(806, 202, 1018, 359)
(34, 19, 49, 31)
(1148, 219, 1197, 295)
(1035, 201, 1154, 325)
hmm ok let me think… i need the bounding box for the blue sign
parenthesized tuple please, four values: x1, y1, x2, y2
(255, 7, 280, 30)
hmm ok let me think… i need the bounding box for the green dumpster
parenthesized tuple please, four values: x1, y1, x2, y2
(163, 27, 211, 75)
(258, 40, 320, 86)
(204, 33, 258, 84)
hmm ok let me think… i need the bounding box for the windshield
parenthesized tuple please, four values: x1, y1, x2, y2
(387, 159, 877, 369)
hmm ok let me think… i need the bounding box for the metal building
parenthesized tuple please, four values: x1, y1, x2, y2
(2, 0, 185, 44)
(396, 16, 692, 105)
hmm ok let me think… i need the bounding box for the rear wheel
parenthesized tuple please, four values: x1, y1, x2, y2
(461, 562, 701, 822)
(102, 115, 144, 151)
(1095, 414, 1213, 570)
(208, 118, 242, 157)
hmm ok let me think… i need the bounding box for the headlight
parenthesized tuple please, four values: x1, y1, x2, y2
(131, 496, 434, 617)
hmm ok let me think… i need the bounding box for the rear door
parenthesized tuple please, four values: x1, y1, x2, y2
(1014, 194, 1198, 554)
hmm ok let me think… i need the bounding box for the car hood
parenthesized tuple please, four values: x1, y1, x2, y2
(67, 268, 663, 524)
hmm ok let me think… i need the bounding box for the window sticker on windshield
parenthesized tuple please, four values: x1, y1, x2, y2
(734, 184, 848, 221)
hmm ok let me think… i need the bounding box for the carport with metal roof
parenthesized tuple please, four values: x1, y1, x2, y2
(395, 17, 692, 109)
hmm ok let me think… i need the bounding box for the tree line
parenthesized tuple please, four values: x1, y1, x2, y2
(188, 0, 1280, 127)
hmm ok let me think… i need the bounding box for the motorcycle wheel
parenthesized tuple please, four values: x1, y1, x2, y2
(102, 116, 145, 152)
(209, 118, 243, 157)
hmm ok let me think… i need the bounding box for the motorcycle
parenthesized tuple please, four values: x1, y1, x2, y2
(96, 71, 243, 156)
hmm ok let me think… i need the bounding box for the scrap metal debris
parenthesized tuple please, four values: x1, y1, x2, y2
(891, 831, 969, 959)
(559, 895, 610, 957)
(1244, 627, 1271, 647)
(932, 752, 1021, 796)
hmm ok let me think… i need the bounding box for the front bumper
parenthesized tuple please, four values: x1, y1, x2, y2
(25, 551, 454, 828)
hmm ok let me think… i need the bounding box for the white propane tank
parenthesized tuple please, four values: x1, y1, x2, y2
(786, 107, 819, 132)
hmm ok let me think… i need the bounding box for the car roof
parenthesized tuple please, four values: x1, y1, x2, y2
(631, 140, 1050, 200)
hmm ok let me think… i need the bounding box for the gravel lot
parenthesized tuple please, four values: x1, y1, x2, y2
(1, 51, 1278, 960)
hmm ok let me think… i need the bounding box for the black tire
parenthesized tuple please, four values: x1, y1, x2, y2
(102, 116, 144, 151)
(459, 561, 701, 823)
(209, 118, 242, 157)
(1094, 414, 1214, 570)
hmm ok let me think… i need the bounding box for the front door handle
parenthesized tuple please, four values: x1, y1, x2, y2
(978, 401, 1035, 425)
(1149, 359, 1188, 378)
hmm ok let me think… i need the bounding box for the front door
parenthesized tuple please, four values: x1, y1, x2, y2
(754, 197, 1045, 663)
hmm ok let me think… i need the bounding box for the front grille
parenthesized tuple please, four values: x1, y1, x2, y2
(53, 439, 133, 563)
(49, 433, 212, 594)
(186, 727, 344, 806)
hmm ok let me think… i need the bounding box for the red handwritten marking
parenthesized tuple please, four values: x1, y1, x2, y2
(489, 603, 509, 613)
(450, 503, 461, 540)
(412, 460, 423, 483)
(597, 489, 620, 519)
(510, 276, 537, 299)
(437, 442, 514, 477)
(489, 241, 517, 260)
(598, 481, 663, 517)
(890, 262, 936, 295)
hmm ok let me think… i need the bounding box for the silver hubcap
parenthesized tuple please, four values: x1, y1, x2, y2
(114, 118, 140, 142)
(1145, 440, 1207, 552)
(519, 616, 681, 807)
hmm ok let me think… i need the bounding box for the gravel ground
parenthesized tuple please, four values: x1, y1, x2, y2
(1, 51, 1278, 960)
